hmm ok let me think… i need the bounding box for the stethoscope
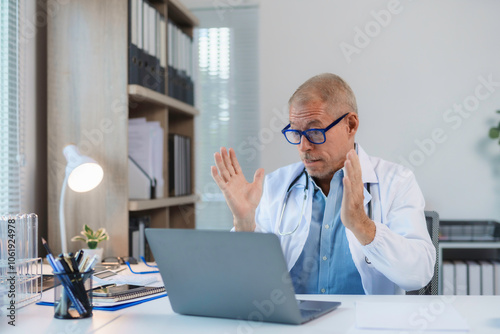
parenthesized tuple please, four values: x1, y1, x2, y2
(277, 168, 373, 236)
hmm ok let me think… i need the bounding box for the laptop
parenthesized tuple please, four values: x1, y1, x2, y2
(145, 229, 340, 325)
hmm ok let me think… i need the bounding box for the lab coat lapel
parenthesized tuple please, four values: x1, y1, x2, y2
(278, 169, 313, 270)
(357, 144, 379, 211)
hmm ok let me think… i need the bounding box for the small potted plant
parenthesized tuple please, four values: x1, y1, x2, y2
(71, 224, 109, 262)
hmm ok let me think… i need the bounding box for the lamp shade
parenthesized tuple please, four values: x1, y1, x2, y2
(63, 145, 104, 192)
(59, 145, 104, 253)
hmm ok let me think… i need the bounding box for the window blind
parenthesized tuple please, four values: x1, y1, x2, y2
(0, 0, 21, 215)
(192, 7, 259, 230)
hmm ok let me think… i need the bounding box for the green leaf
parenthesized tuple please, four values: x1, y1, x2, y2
(71, 236, 86, 242)
(489, 127, 500, 139)
(97, 234, 109, 242)
(84, 224, 93, 235)
(95, 228, 104, 238)
(496, 110, 500, 114)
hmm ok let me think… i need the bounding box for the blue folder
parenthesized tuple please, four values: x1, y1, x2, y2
(36, 293, 167, 311)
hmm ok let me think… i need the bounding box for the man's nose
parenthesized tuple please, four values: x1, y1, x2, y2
(298, 135, 314, 151)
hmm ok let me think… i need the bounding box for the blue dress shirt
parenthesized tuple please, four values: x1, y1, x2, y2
(289, 169, 364, 294)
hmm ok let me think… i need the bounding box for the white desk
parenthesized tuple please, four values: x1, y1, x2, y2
(3, 294, 500, 333)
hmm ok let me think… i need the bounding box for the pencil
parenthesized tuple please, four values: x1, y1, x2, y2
(41, 237, 53, 256)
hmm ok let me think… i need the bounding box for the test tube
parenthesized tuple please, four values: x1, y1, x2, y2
(0, 215, 8, 275)
(16, 213, 26, 263)
(28, 214, 38, 260)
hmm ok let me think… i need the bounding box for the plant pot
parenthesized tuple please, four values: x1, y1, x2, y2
(82, 248, 104, 264)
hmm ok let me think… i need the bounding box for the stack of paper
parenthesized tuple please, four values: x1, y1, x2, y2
(128, 118, 164, 199)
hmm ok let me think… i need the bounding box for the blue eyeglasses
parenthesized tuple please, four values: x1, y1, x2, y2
(281, 113, 349, 145)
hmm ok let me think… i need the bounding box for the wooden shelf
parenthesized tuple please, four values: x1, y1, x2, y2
(128, 84, 199, 116)
(168, 0, 199, 27)
(129, 194, 200, 211)
(48, 0, 199, 257)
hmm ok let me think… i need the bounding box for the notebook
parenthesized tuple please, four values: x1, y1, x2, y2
(146, 229, 341, 325)
(92, 284, 166, 303)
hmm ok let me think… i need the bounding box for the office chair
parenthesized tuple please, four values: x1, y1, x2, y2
(406, 210, 440, 295)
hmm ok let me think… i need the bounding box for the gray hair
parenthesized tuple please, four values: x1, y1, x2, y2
(288, 73, 358, 115)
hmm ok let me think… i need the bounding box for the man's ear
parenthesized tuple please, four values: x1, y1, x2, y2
(347, 113, 359, 136)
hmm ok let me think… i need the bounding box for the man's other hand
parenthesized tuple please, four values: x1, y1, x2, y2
(341, 149, 376, 245)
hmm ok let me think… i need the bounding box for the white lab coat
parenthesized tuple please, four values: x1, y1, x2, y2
(254, 144, 436, 295)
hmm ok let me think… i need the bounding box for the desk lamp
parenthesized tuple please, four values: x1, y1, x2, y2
(59, 144, 104, 253)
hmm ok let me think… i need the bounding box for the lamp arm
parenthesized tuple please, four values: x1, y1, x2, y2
(59, 173, 69, 254)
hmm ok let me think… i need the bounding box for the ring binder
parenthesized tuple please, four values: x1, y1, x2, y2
(92, 285, 166, 303)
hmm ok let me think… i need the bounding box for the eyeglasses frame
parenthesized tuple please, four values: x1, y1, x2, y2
(281, 112, 349, 145)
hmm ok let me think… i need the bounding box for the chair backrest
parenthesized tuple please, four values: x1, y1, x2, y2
(407, 210, 440, 295)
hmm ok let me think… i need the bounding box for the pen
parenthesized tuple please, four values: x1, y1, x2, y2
(42, 238, 87, 315)
(69, 253, 80, 274)
(41, 237, 53, 256)
(78, 256, 89, 272)
(66, 254, 92, 309)
(75, 249, 84, 265)
(56, 255, 87, 314)
(59, 254, 91, 309)
(84, 255, 98, 272)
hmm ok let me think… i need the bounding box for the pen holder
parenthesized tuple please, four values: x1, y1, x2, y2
(53, 270, 94, 319)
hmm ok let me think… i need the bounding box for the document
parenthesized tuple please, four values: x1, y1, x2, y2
(128, 118, 164, 199)
(355, 301, 469, 331)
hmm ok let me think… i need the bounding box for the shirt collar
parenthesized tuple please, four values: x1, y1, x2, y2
(309, 168, 344, 196)
(296, 143, 378, 188)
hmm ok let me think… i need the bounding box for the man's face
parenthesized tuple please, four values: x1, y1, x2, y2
(289, 100, 353, 181)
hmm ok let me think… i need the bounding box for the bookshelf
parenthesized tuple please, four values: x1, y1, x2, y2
(438, 242, 500, 294)
(47, 0, 199, 257)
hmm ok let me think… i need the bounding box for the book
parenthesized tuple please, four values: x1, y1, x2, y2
(168, 134, 192, 196)
(493, 261, 500, 295)
(442, 261, 455, 295)
(92, 284, 165, 304)
(466, 261, 480, 295)
(454, 261, 467, 295)
(479, 261, 494, 295)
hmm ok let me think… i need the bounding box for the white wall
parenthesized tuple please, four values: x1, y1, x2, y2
(183, 0, 500, 221)
(259, 0, 500, 221)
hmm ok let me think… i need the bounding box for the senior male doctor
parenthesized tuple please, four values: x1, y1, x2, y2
(211, 73, 436, 295)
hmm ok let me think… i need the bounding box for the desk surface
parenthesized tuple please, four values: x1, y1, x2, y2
(3, 294, 500, 333)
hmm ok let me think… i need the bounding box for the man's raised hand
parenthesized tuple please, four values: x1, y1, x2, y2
(211, 147, 265, 231)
